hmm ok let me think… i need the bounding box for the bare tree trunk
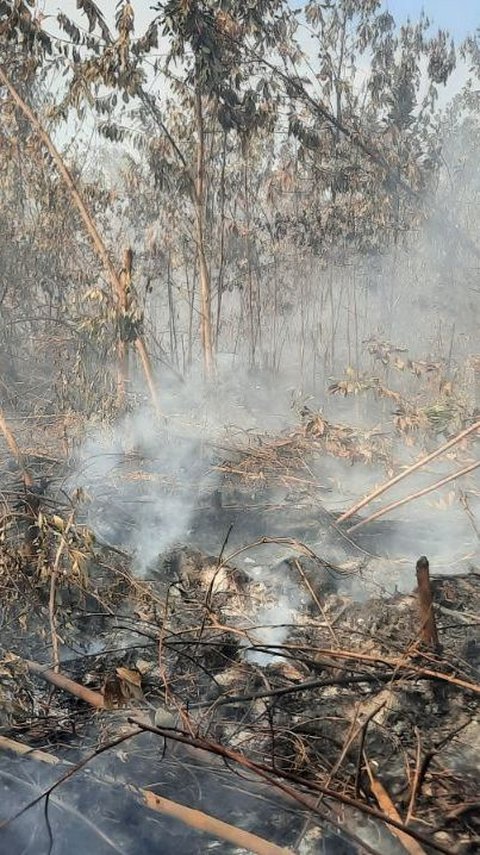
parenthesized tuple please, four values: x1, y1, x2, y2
(117, 247, 132, 408)
(334, 11, 347, 135)
(166, 251, 179, 367)
(243, 146, 258, 368)
(185, 258, 196, 372)
(0, 409, 33, 487)
(272, 249, 279, 373)
(331, 10, 346, 204)
(215, 131, 228, 347)
(194, 83, 215, 378)
(0, 65, 161, 415)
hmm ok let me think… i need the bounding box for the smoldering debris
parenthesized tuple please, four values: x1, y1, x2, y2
(0, 528, 479, 854)
(3, 1, 480, 852)
(1, 405, 480, 855)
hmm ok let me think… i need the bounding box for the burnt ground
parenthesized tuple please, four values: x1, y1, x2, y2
(0, 412, 479, 855)
(0, 463, 479, 855)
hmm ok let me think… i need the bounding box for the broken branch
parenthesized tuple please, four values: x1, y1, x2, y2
(25, 659, 105, 708)
(338, 419, 480, 524)
(347, 460, 480, 533)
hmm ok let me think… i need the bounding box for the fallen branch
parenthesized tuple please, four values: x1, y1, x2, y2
(143, 791, 294, 855)
(0, 735, 63, 766)
(0, 734, 295, 855)
(191, 672, 390, 709)
(25, 659, 105, 708)
(438, 604, 480, 625)
(338, 419, 480, 524)
(128, 718, 452, 855)
(253, 645, 480, 696)
(348, 460, 480, 533)
(0, 730, 140, 833)
(365, 755, 427, 855)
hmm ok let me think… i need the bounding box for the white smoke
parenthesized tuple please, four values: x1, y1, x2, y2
(73, 404, 214, 574)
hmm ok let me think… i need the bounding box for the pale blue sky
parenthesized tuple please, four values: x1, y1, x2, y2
(287, 1, 479, 41)
(384, 1, 479, 40)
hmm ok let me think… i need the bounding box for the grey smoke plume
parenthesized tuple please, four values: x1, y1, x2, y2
(74, 405, 215, 574)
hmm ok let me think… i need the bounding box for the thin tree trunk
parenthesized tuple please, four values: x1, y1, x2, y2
(272, 250, 279, 373)
(0, 409, 33, 487)
(194, 83, 215, 378)
(334, 11, 347, 135)
(243, 146, 258, 368)
(331, 11, 346, 204)
(185, 258, 196, 371)
(117, 246, 132, 408)
(166, 251, 179, 367)
(215, 131, 228, 346)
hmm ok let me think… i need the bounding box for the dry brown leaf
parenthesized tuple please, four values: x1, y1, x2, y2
(116, 666, 142, 689)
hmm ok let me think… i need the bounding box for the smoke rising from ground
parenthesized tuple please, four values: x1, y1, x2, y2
(73, 407, 212, 574)
(68, 123, 480, 599)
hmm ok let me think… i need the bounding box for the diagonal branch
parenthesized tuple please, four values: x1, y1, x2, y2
(348, 460, 480, 533)
(338, 419, 480, 524)
(128, 718, 453, 855)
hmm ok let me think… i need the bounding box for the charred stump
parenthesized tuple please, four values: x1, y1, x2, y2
(416, 555, 440, 652)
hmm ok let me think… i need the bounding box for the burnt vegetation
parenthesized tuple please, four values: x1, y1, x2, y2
(0, 2, 480, 854)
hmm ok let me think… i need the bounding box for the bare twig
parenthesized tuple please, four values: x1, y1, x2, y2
(293, 557, 339, 646)
(219, 536, 351, 577)
(406, 727, 423, 825)
(296, 701, 368, 849)
(191, 672, 390, 709)
(458, 489, 480, 541)
(354, 701, 387, 798)
(252, 645, 480, 696)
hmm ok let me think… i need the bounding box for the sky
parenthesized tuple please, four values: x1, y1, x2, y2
(385, 0, 479, 40)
